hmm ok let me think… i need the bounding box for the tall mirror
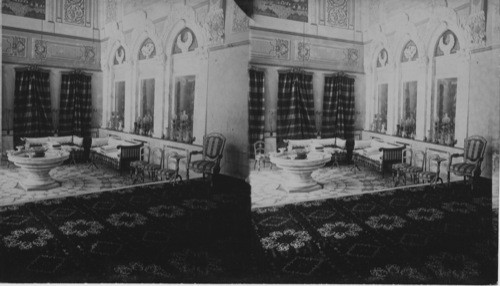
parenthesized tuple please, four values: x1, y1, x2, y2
(111, 81, 125, 131)
(169, 75, 195, 143)
(374, 83, 388, 133)
(431, 77, 457, 145)
(400, 81, 417, 138)
(136, 78, 155, 135)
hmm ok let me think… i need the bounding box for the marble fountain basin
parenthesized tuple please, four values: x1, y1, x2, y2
(8, 149, 70, 191)
(270, 151, 332, 193)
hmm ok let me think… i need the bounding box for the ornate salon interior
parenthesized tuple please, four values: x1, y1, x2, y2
(0, 0, 499, 283)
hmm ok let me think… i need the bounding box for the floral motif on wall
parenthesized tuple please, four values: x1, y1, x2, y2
(401, 40, 418, 62)
(34, 39, 48, 60)
(435, 30, 459, 56)
(232, 4, 249, 33)
(297, 41, 310, 61)
(204, 6, 225, 45)
(269, 38, 289, 59)
(139, 38, 156, 60)
(114, 46, 125, 65)
(81, 46, 96, 63)
(376, 48, 388, 67)
(345, 48, 358, 66)
(106, 0, 117, 23)
(5, 36, 27, 57)
(326, 0, 350, 29)
(64, 0, 85, 26)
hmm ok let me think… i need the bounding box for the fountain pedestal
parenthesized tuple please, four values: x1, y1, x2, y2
(8, 150, 69, 191)
(270, 151, 331, 193)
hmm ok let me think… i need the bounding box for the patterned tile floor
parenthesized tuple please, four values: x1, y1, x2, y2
(249, 161, 457, 209)
(0, 161, 200, 207)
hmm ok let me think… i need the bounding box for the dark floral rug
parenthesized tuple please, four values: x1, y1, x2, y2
(0, 176, 497, 284)
(252, 180, 498, 284)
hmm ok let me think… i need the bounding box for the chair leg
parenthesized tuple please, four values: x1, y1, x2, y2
(253, 160, 257, 170)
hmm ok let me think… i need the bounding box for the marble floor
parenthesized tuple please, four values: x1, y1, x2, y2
(0, 161, 200, 207)
(249, 160, 454, 209)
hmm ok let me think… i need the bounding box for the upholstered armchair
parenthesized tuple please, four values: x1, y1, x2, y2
(448, 135, 487, 190)
(187, 133, 226, 187)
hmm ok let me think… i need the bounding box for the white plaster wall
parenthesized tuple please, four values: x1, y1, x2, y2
(206, 44, 250, 180)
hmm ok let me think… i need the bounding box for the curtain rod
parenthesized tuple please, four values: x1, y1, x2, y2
(277, 68, 314, 76)
(248, 65, 266, 73)
(14, 66, 50, 74)
(60, 69, 93, 77)
(324, 71, 356, 79)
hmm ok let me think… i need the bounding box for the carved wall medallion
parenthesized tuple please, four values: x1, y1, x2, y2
(114, 46, 125, 65)
(345, 48, 358, 66)
(232, 4, 249, 33)
(377, 48, 388, 67)
(81, 46, 96, 63)
(402, 40, 418, 62)
(4, 36, 27, 57)
(34, 40, 48, 60)
(174, 29, 198, 54)
(297, 41, 311, 61)
(139, 38, 156, 60)
(106, 0, 117, 23)
(269, 39, 289, 59)
(327, 0, 349, 29)
(435, 30, 459, 56)
(64, 0, 86, 26)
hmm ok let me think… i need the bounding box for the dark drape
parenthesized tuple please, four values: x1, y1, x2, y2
(248, 69, 266, 157)
(276, 70, 315, 147)
(321, 74, 355, 140)
(59, 72, 92, 138)
(13, 69, 53, 146)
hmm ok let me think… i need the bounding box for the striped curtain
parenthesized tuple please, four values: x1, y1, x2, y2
(59, 72, 92, 137)
(321, 74, 355, 140)
(248, 69, 265, 157)
(276, 70, 315, 147)
(13, 69, 53, 146)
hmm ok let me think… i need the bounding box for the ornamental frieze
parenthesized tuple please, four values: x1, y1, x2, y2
(64, 0, 86, 26)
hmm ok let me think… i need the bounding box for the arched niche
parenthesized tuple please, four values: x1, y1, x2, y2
(394, 32, 427, 140)
(162, 16, 208, 145)
(103, 39, 133, 132)
(424, 22, 470, 148)
(130, 24, 165, 138)
(366, 43, 394, 135)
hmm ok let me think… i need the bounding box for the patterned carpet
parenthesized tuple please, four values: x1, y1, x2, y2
(250, 162, 438, 209)
(0, 163, 131, 207)
(0, 176, 496, 283)
(252, 180, 497, 284)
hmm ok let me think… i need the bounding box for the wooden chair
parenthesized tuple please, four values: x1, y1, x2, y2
(156, 146, 185, 185)
(130, 145, 150, 183)
(143, 147, 164, 181)
(391, 148, 412, 186)
(253, 140, 272, 171)
(420, 148, 449, 188)
(402, 149, 426, 185)
(448, 135, 487, 190)
(187, 133, 226, 188)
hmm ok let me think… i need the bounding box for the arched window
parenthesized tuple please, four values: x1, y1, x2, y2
(110, 46, 126, 131)
(397, 40, 420, 139)
(428, 30, 461, 146)
(370, 48, 390, 134)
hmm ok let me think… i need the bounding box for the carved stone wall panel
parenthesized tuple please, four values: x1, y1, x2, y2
(2, 35, 27, 58)
(106, 0, 117, 23)
(63, 0, 86, 26)
(232, 3, 249, 34)
(325, 0, 354, 30)
(252, 37, 289, 60)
